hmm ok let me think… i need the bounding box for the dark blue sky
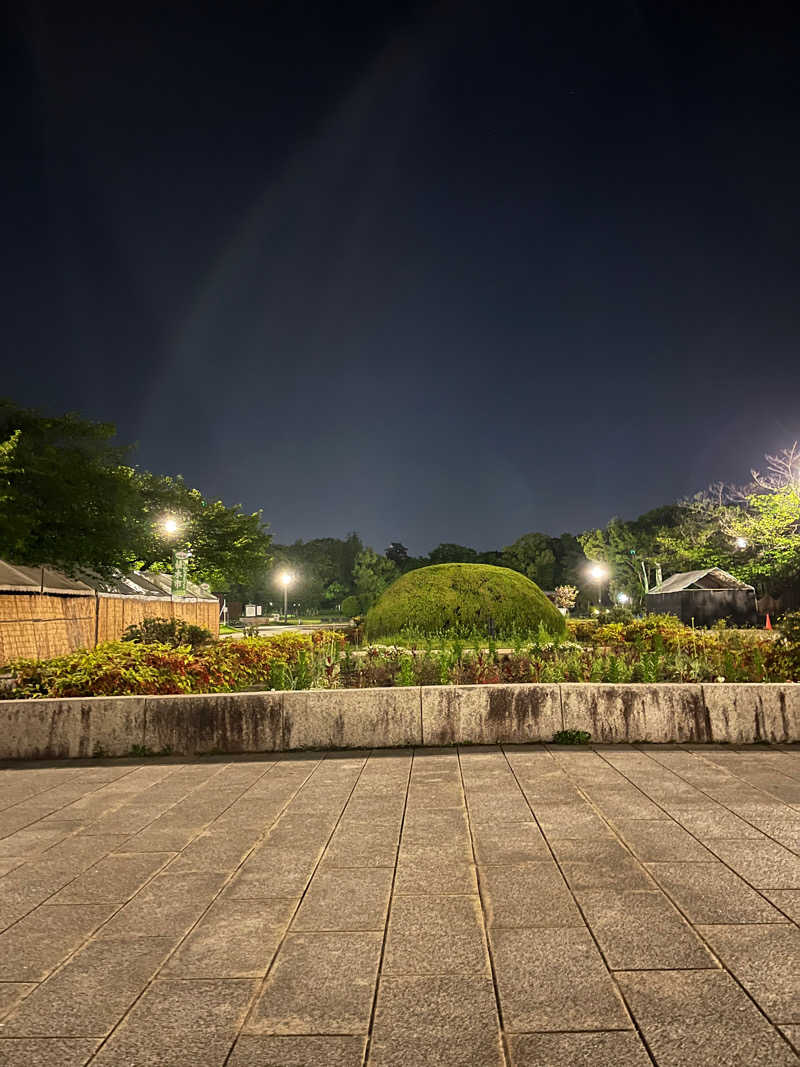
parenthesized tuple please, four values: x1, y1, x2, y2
(4, 1, 800, 554)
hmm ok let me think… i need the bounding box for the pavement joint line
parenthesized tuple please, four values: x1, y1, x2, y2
(360, 748, 414, 1067)
(457, 747, 512, 1067)
(223, 750, 378, 1064)
(590, 745, 797, 1033)
(498, 744, 659, 1067)
(69, 753, 327, 1064)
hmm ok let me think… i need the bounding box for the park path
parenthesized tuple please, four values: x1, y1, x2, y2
(0, 743, 798, 1064)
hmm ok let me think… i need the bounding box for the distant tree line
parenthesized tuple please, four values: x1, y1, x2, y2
(3, 399, 798, 613)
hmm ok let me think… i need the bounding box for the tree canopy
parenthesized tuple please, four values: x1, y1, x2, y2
(0, 400, 272, 589)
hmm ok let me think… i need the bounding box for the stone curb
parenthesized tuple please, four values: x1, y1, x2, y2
(0, 683, 798, 760)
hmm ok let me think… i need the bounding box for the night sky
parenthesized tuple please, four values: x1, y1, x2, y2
(4, 2, 800, 554)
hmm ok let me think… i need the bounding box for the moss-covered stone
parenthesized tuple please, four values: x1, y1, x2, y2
(365, 563, 567, 639)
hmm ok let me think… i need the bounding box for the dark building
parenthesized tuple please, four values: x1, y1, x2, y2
(646, 568, 757, 627)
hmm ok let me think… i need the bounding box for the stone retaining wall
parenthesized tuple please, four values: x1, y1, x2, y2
(0, 682, 798, 760)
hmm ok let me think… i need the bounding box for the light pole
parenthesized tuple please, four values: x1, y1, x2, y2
(280, 572, 293, 622)
(588, 563, 608, 607)
(617, 592, 630, 606)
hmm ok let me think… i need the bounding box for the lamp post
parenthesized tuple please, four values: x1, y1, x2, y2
(280, 572, 293, 622)
(588, 563, 608, 607)
(617, 592, 630, 606)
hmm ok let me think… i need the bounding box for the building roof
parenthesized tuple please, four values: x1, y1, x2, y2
(648, 567, 754, 595)
(0, 560, 217, 602)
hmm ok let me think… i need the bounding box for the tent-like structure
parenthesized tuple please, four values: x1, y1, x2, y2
(646, 567, 757, 627)
(0, 560, 219, 664)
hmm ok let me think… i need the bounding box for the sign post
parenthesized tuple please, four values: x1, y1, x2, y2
(172, 550, 189, 597)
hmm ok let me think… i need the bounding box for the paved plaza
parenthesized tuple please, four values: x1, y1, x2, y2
(0, 745, 798, 1065)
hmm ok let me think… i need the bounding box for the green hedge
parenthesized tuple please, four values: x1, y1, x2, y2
(364, 563, 566, 639)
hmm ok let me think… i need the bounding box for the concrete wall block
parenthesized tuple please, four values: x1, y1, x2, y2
(50, 697, 147, 758)
(0, 701, 58, 759)
(702, 683, 800, 743)
(421, 684, 562, 745)
(561, 684, 708, 743)
(143, 692, 283, 755)
(282, 687, 422, 750)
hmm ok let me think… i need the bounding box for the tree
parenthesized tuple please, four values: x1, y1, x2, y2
(0, 400, 141, 575)
(426, 543, 478, 565)
(502, 533, 557, 589)
(353, 548, 399, 610)
(0, 399, 273, 589)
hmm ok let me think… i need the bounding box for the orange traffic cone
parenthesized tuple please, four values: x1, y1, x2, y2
(765, 613, 772, 630)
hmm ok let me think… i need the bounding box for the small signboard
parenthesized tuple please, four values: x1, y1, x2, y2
(172, 550, 189, 597)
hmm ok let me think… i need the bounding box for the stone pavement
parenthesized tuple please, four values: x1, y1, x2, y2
(0, 746, 798, 1065)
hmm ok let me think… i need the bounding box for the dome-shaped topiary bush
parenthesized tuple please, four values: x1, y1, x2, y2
(365, 563, 566, 640)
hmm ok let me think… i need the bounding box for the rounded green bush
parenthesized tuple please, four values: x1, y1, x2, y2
(340, 594, 362, 619)
(365, 563, 567, 639)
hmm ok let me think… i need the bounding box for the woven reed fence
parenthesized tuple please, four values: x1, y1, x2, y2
(0, 593, 219, 665)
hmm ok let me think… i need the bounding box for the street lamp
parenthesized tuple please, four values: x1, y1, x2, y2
(588, 563, 608, 606)
(617, 592, 630, 605)
(279, 572, 293, 621)
(162, 516, 179, 536)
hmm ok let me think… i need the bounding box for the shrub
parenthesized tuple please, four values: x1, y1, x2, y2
(4, 630, 347, 698)
(340, 595, 361, 619)
(121, 616, 213, 651)
(552, 729, 591, 745)
(364, 564, 566, 641)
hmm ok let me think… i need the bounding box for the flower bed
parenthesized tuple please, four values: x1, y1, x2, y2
(2, 615, 798, 699)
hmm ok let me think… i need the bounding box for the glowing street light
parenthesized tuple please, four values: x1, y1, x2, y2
(162, 516, 179, 536)
(735, 537, 748, 549)
(588, 563, 608, 606)
(617, 592, 630, 605)
(279, 571, 293, 621)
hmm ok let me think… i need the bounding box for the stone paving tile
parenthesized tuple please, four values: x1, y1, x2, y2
(165, 827, 263, 873)
(528, 801, 614, 838)
(393, 862, 478, 895)
(0, 826, 79, 859)
(228, 1035, 367, 1066)
(95, 870, 227, 939)
(490, 926, 630, 1032)
(293, 867, 393, 931)
(783, 1027, 800, 1049)
(642, 1020, 800, 1065)
(369, 975, 504, 1066)
(321, 819, 401, 868)
(46, 851, 174, 904)
(0, 834, 131, 931)
(162, 897, 295, 977)
(0, 903, 116, 980)
(577, 888, 715, 969)
(705, 838, 800, 888)
(508, 1031, 652, 1066)
(765, 890, 800, 923)
(553, 837, 654, 891)
(667, 806, 765, 840)
(245, 931, 383, 1034)
(383, 895, 490, 976)
(699, 923, 800, 1023)
(88, 979, 256, 1066)
(0, 984, 36, 1021)
(646, 861, 787, 923)
(1, 936, 174, 1036)
(225, 848, 319, 899)
(616, 968, 767, 1023)
(614, 818, 716, 861)
(481, 862, 582, 928)
(0, 1038, 101, 1066)
(471, 821, 549, 864)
